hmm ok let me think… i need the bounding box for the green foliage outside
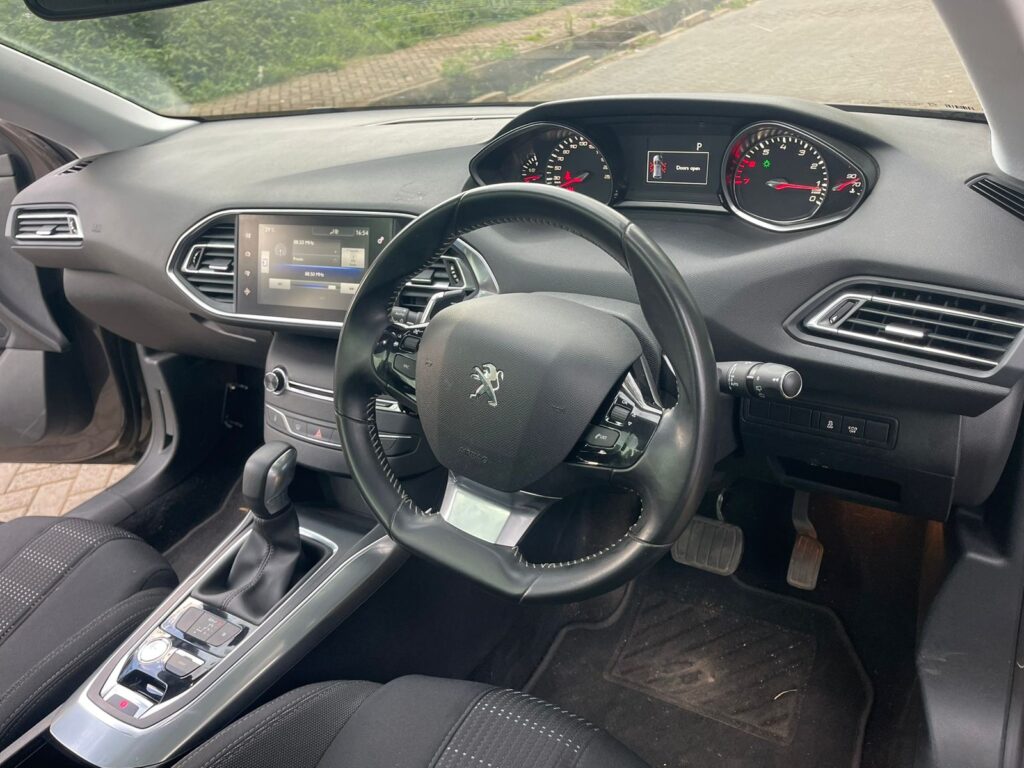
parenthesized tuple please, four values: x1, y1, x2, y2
(0, 0, 579, 112)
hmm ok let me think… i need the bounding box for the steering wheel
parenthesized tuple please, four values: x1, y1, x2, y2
(334, 183, 716, 602)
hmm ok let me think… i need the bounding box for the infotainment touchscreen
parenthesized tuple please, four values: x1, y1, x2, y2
(235, 213, 397, 322)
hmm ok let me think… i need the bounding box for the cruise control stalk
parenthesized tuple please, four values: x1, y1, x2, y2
(717, 361, 803, 401)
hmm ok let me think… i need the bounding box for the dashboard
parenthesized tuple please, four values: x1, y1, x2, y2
(470, 117, 874, 231)
(7, 94, 1024, 522)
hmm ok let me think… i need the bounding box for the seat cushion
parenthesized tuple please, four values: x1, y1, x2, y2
(0, 515, 176, 748)
(173, 675, 647, 768)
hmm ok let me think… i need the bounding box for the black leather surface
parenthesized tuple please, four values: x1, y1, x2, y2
(194, 511, 302, 624)
(416, 293, 641, 491)
(174, 675, 648, 768)
(0, 515, 176, 749)
(335, 183, 717, 602)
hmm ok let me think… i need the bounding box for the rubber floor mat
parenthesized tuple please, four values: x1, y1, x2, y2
(526, 563, 871, 768)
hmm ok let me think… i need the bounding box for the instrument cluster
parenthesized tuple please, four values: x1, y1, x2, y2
(469, 119, 874, 232)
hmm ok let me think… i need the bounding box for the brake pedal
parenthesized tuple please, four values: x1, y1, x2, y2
(787, 491, 823, 590)
(672, 516, 744, 576)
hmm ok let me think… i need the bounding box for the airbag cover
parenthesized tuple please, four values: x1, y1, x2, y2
(416, 293, 641, 491)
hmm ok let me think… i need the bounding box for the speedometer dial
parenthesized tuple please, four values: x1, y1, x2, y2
(544, 133, 614, 204)
(725, 127, 830, 225)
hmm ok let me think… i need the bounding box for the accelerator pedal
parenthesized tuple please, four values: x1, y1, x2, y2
(672, 515, 744, 576)
(787, 491, 824, 590)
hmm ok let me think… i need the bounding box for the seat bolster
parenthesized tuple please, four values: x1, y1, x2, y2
(0, 587, 168, 746)
(171, 681, 380, 768)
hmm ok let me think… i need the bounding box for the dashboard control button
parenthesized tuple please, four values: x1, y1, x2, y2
(585, 425, 620, 448)
(842, 416, 866, 439)
(263, 369, 285, 394)
(208, 621, 243, 648)
(165, 651, 203, 678)
(747, 398, 771, 420)
(866, 420, 890, 443)
(106, 694, 138, 717)
(175, 606, 203, 634)
(769, 403, 791, 423)
(137, 637, 170, 664)
(789, 406, 812, 427)
(185, 612, 226, 643)
(289, 418, 308, 437)
(392, 354, 417, 380)
(818, 411, 842, 435)
(265, 407, 285, 432)
(308, 423, 328, 442)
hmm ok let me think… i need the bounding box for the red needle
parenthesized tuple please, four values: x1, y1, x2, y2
(522, 175, 541, 183)
(560, 170, 590, 189)
(833, 179, 860, 191)
(768, 182, 821, 191)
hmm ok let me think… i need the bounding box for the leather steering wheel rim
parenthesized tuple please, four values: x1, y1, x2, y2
(334, 183, 717, 603)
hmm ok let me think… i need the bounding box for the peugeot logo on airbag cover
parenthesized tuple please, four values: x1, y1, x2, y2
(470, 364, 503, 407)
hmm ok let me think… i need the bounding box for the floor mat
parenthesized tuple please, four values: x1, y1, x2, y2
(526, 563, 871, 768)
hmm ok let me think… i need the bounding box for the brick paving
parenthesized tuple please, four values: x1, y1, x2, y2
(193, 0, 629, 116)
(520, 0, 981, 110)
(0, 463, 133, 522)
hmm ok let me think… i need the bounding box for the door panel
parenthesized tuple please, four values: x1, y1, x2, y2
(0, 121, 145, 464)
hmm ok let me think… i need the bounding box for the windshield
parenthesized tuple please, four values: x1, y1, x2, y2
(0, 0, 981, 118)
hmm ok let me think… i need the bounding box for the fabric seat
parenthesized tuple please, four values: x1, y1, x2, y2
(173, 675, 647, 768)
(0, 515, 176, 749)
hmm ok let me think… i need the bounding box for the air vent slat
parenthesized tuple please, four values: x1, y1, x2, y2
(176, 218, 237, 308)
(969, 175, 1024, 222)
(805, 282, 1024, 371)
(392, 253, 467, 325)
(12, 207, 82, 245)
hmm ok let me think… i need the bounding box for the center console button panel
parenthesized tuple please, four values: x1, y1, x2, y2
(744, 398, 897, 448)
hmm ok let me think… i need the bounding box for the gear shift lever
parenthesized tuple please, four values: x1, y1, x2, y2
(195, 442, 303, 623)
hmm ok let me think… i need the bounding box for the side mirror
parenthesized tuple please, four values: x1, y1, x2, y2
(23, 0, 209, 21)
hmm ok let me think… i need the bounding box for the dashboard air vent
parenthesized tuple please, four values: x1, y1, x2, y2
(805, 283, 1024, 371)
(59, 158, 95, 175)
(969, 175, 1024, 222)
(12, 207, 82, 245)
(392, 254, 466, 325)
(179, 218, 236, 306)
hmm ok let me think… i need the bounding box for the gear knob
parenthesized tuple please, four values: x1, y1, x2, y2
(242, 442, 297, 520)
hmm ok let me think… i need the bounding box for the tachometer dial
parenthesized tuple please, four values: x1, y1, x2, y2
(520, 153, 541, 183)
(544, 133, 614, 204)
(726, 129, 829, 224)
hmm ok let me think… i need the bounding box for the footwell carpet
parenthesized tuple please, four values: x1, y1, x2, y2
(526, 564, 871, 767)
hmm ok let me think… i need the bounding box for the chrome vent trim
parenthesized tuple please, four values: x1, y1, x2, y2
(178, 218, 236, 307)
(969, 174, 1024, 222)
(391, 253, 471, 329)
(12, 207, 82, 244)
(805, 285, 1024, 371)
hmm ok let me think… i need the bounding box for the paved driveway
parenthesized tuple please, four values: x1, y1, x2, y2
(520, 0, 980, 111)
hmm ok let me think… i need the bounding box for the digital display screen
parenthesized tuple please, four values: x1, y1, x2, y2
(646, 150, 710, 185)
(236, 214, 396, 322)
(256, 222, 368, 311)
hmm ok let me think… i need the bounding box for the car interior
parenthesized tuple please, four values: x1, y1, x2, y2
(0, 0, 1022, 766)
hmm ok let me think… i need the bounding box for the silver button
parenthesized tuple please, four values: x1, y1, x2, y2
(137, 637, 170, 663)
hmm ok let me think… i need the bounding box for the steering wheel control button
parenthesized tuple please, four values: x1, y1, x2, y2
(608, 403, 632, 425)
(585, 425, 620, 449)
(164, 651, 204, 678)
(137, 637, 170, 663)
(392, 354, 417, 380)
(184, 611, 226, 643)
(400, 335, 421, 352)
(208, 621, 244, 648)
(174, 606, 204, 634)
